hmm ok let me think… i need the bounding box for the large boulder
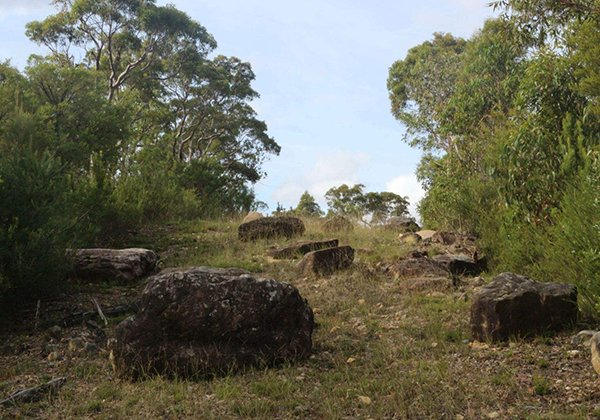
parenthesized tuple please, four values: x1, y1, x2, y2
(387, 258, 450, 279)
(112, 268, 314, 378)
(298, 246, 354, 277)
(384, 217, 420, 233)
(322, 216, 354, 233)
(72, 248, 157, 284)
(238, 217, 305, 241)
(268, 239, 339, 260)
(242, 212, 264, 224)
(470, 272, 578, 341)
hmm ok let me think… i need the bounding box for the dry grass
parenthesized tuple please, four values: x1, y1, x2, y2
(1, 217, 600, 419)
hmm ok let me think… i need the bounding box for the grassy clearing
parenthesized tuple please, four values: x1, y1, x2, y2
(1, 217, 599, 419)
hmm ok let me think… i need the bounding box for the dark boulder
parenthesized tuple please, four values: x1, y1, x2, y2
(298, 246, 354, 277)
(238, 217, 305, 241)
(268, 239, 339, 260)
(322, 216, 354, 233)
(432, 254, 482, 276)
(470, 272, 578, 341)
(72, 248, 157, 284)
(388, 257, 449, 279)
(384, 217, 420, 233)
(112, 269, 314, 378)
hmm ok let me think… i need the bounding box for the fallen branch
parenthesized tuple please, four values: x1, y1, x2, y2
(91, 299, 109, 326)
(60, 302, 139, 327)
(0, 377, 67, 406)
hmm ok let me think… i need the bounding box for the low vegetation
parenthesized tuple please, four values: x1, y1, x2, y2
(1, 220, 599, 419)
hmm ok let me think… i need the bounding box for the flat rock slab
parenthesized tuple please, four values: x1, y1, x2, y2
(72, 248, 157, 284)
(112, 269, 314, 379)
(238, 217, 305, 241)
(470, 272, 577, 342)
(388, 258, 450, 279)
(298, 246, 354, 277)
(416, 230, 437, 240)
(268, 239, 339, 259)
(432, 254, 482, 276)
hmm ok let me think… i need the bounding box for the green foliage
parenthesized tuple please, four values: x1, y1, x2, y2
(390, 11, 600, 317)
(295, 191, 324, 217)
(0, 138, 71, 305)
(325, 184, 409, 225)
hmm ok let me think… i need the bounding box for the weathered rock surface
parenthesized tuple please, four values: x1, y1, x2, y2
(298, 246, 354, 277)
(242, 211, 264, 224)
(431, 231, 459, 245)
(399, 232, 422, 244)
(112, 269, 314, 378)
(572, 330, 597, 346)
(268, 239, 339, 259)
(238, 217, 305, 241)
(388, 258, 450, 279)
(416, 230, 436, 240)
(158, 266, 251, 278)
(322, 216, 354, 233)
(432, 254, 482, 276)
(470, 272, 578, 341)
(592, 332, 600, 377)
(384, 217, 420, 233)
(72, 248, 158, 284)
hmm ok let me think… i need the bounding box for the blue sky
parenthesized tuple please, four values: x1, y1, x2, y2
(0, 0, 496, 216)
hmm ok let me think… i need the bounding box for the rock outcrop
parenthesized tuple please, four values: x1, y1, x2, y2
(72, 248, 158, 284)
(298, 246, 354, 277)
(470, 272, 578, 341)
(268, 239, 339, 259)
(432, 254, 482, 276)
(112, 269, 314, 378)
(238, 217, 305, 241)
(322, 216, 354, 233)
(384, 217, 420, 233)
(387, 258, 450, 279)
(242, 212, 264, 224)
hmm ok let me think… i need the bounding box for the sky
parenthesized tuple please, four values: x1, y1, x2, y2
(0, 0, 497, 217)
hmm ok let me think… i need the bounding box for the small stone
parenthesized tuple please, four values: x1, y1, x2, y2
(358, 299, 365, 305)
(346, 357, 356, 364)
(68, 338, 85, 353)
(572, 330, 598, 346)
(486, 412, 500, 419)
(358, 395, 372, 405)
(456, 415, 465, 420)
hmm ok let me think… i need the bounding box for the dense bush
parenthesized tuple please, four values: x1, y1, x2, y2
(389, 6, 600, 317)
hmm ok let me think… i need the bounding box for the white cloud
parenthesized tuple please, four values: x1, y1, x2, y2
(386, 173, 425, 219)
(271, 151, 371, 207)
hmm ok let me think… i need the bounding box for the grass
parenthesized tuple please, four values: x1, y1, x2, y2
(1, 216, 598, 419)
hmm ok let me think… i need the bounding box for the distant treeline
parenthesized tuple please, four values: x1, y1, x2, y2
(388, 0, 600, 317)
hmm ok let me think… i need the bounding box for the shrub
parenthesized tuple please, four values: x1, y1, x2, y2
(0, 146, 71, 306)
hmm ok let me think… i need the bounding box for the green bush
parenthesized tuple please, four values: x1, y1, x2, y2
(0, 146, 71, 306)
